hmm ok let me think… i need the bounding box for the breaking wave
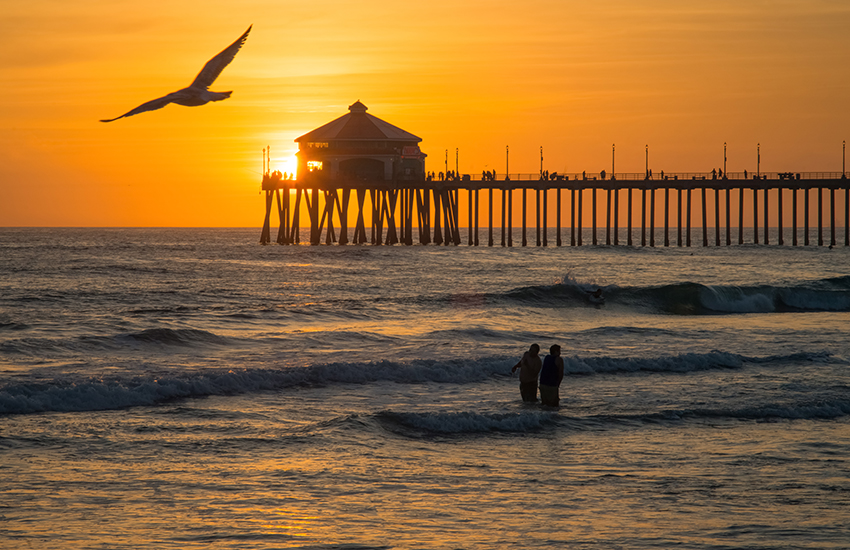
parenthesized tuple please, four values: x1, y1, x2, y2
(373, 398, 850, 436)
(0, 350, 833, 415)
(496, 274, 850, 314)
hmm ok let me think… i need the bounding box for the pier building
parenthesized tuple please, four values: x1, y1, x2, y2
(295, 101, 426, 182)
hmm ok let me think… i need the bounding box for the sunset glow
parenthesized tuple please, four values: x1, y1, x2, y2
(2, 0, 848, 226)
(4, 3, 849, 545)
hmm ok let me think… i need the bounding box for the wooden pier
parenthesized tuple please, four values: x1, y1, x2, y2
(260, 171, 849, 247)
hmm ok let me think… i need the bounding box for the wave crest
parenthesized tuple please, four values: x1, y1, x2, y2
(377, 410, 558, 434)
(0, 351, 832, 415)
(496, 275, 850, 314)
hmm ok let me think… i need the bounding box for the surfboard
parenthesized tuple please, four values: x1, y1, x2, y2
(586, 289, 605, 305)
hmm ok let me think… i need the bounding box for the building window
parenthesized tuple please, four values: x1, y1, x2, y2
(307, 161, 323, 172)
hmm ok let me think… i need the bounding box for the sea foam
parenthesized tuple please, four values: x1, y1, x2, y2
(0, 351, 828, 415)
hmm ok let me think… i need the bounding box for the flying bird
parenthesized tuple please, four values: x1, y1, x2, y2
(100, 25, 252, 123)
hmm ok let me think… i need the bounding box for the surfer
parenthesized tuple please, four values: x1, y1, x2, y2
(539, 345, 565, 407)
(511, 344, 542, 402)
(587, 287, 605, 305)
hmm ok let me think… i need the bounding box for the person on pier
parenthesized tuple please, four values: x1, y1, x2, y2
(511, 344, 542, 402)
(539, 345, 565, 408)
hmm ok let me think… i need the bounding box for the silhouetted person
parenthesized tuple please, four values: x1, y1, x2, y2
(600, 169, 606, 180)
(586, 287, 605, 306)
(744, 169, 748, 179)
(539, 345, 565, 407)
(511, 344, 542, 402)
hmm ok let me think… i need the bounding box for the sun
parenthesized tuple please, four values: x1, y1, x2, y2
(267, 150, 298, 179)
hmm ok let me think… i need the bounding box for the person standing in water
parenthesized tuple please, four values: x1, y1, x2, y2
(539, 344, 565, 407)
(511, 344, 542, 402)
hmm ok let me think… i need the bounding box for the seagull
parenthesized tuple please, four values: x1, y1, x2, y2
(100, 25, 252, 123)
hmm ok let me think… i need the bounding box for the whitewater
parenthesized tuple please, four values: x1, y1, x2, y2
(1, 227, 848, 549)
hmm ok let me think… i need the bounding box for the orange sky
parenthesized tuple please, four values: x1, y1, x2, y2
(1, 0, 848, 227)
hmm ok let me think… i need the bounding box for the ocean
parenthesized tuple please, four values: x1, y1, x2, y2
(1, 227, 848, 549)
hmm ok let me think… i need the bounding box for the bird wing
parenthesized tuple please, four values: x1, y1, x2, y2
(190, 25, 251, 90)
(99, 91, 185, 123)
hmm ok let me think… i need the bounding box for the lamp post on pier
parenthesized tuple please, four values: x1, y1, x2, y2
(757, 143, 760, 178)
(612, 143, 615, 179)
(724, 142, 727, 177)
(540, 146, 543, 178)
(645, 144, 649, 179)
(506, 145, 509, 179)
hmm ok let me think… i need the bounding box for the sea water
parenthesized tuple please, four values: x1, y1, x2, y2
(1, 227, 848, 549)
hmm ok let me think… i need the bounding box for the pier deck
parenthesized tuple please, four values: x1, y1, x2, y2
(260, 172, 850, 247)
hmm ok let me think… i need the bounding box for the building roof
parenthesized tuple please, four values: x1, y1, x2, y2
(295, 101, 421, 143)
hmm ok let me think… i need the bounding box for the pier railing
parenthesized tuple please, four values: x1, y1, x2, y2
(265, 172, 847, 188)
(439, 171, 846, 182)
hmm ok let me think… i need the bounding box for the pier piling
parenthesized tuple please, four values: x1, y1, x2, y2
(260, 173, 848, 248)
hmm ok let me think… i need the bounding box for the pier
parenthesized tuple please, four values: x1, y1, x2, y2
(260, 101, 848, 247)
(261, 172, 850, 247)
